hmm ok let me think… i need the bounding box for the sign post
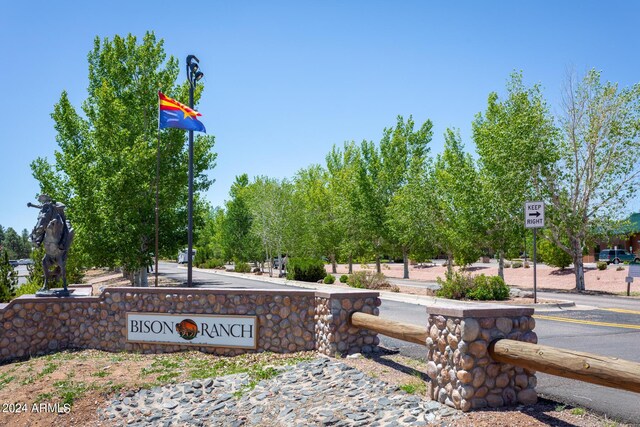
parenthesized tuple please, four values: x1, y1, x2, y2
(525, 202, 545, 304)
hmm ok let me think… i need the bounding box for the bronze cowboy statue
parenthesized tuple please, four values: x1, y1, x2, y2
(28, 194, 75, 297)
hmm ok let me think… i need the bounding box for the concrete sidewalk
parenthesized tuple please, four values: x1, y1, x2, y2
(187, 266, 575, 310)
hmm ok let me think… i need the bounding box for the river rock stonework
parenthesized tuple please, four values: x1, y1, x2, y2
(425, 303, 537, 411)
(0, 287, 380, 362)
(314, 292, 381, 356)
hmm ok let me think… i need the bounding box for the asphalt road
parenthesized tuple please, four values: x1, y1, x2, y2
(158, 261, 298, 291)
(157, 262, 640, 424)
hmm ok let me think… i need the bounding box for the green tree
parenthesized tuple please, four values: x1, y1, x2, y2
(196, 207, 226, 261)
(292, 165, 342, 272)
(222, 174, 261, 263)
(0, 251, 17, 302)
(30, 32, 217, 285)
(432, 129, 484, 276)
(539, 70, 640, 291)
(326, 142, 365, 273)
(2, 228, 23, 260)
(473, 72, 557, 279)
(385, 117, 434, 278)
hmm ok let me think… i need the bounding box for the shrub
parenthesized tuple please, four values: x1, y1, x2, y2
(234, 260, 251, 273)
(436, 273, 510, 301)
(323, 274, 335, 284)
(616, 265, 625, 271)
(538, 238, 572, 269)
(596, 261, 608, 270)
(503, 262, 511, 268)
(347, 271, 394, 290)
(468, 275, 510, 301)
(339, 274, 349, 283)
(435, 273, 474, 299)
(203, 258, 224, 269)
(512, 261, 523, 269)
(14, 281, 40, 298)
(286, 258, 327, 282)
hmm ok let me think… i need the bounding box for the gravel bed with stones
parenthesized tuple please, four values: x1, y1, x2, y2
(99, 357, 461, 426)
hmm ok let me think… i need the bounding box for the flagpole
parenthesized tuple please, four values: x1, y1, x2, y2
(155, 128, 160, 287)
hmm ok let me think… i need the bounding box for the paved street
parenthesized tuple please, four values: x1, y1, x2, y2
(158, 261, 297, 290)
(156, 262, 640, 423)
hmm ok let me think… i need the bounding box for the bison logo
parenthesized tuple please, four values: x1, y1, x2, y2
(176, 319, 198, 340)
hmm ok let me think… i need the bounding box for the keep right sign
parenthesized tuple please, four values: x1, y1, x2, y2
(525, 202, 545, 229)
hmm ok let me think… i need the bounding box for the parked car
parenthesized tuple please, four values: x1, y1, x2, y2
(177, 249, 197, 264)
(598, 248, 640, 265)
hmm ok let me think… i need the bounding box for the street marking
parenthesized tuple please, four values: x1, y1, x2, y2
(600, 308, 640, 316)
(534, 314, 640, 330)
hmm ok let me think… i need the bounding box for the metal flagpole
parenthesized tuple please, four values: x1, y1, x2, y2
(155, 128, 160, 287)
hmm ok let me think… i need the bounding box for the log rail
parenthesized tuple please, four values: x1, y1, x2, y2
(350, 311, 640, 394)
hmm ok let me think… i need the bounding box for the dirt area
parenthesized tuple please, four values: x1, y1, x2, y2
(0, 347, 627, 427)
(326, 262, 638, 296)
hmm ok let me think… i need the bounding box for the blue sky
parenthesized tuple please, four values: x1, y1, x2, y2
(1, 1, 639, 233)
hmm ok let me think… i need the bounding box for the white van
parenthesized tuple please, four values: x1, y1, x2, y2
(177, 249, 197, 264)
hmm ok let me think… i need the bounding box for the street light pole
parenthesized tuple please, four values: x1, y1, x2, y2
(186, 55, 203, 287)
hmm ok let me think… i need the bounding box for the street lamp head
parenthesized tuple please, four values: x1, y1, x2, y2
(189, 62, 199, 74)
(195, 71, 204, 81)
(186, 54, 199, 66)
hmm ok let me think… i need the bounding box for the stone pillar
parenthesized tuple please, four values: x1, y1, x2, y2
(425, 303, 537, 411)
(315, 291, 381, 356)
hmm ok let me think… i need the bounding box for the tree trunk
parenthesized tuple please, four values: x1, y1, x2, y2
(402, 247, 409, 279)
(572, 244, 586, 292)
(330, 253, 337, 274)
(348, 255, 353, 274)
(498, 250, 504, 280)
(446, 253, 453, 279)
(376, 255, 381, 274)
(133, 267, 148, 287)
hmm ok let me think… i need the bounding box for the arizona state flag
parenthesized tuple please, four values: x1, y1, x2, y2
(158, 91, 206, 133)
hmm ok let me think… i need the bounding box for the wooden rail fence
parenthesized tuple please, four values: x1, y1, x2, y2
(350, 311, 640, 394)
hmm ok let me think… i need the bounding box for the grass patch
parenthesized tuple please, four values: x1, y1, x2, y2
(53, 377, 92, 406)
(91, 370, 110, 378)
(35, 392, 54, 403)
(0, 373, 15, 389)
(555, 404, 566, 411)
(21, 362, 58, 385)
(570, 407, 585, 416)
(140, 356, 182, 385)
(398, 375, 427, 395)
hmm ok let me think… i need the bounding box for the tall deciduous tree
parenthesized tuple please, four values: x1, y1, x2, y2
(540, 70, 640, 291)
(30, 32, 217, 285)
(246, 176, 295, 276)
(222, 174, 260, 263)
(432, 129, 483, 276)
(326, 142, 364, 273)
(474, 73, 557, 279)
(293, 165, 342, 272)
(385, 117, 434, 278)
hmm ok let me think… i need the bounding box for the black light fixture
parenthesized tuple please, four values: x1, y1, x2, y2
(185, 54, 204, 287)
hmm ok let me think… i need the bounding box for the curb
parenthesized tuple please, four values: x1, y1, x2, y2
(181, 266, 578, 309)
